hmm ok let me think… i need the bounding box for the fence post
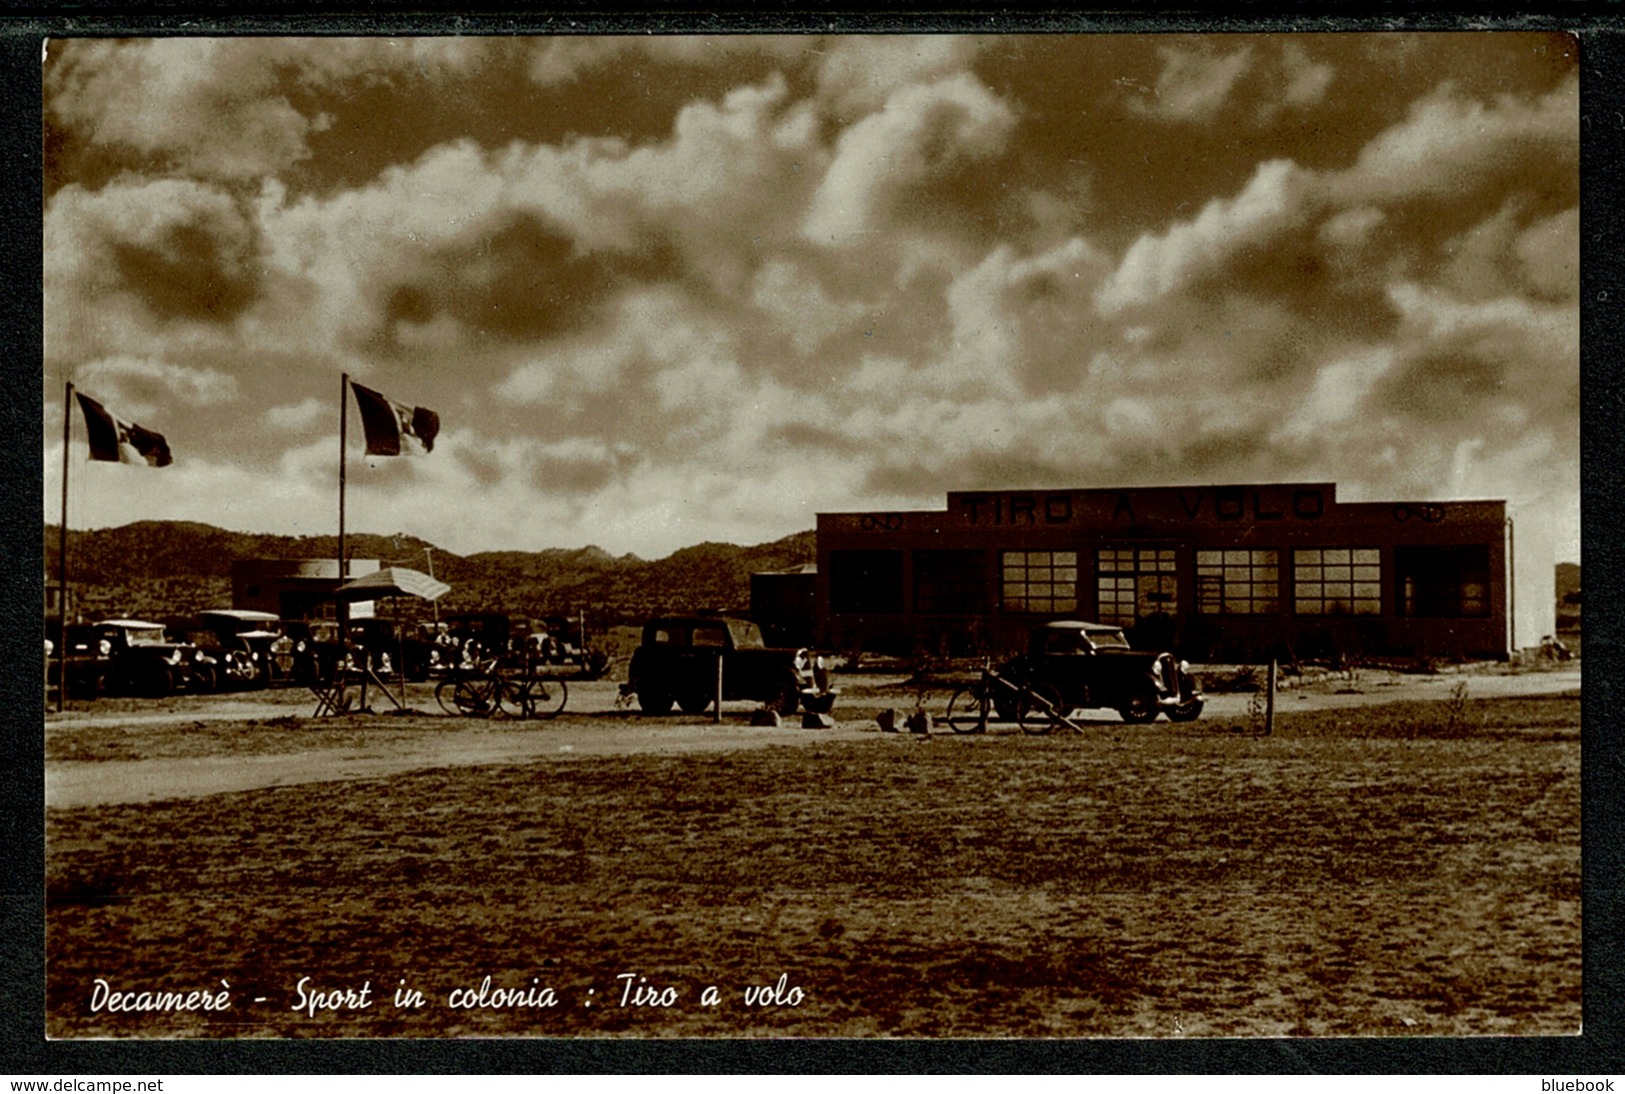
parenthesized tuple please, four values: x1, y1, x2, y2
(1265, 658, 1277, 737)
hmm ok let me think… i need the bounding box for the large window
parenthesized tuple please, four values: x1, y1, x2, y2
(1396, 545, 1490, 617)
(1001, 551, 1077, 613)
(914, 550, 988, 615)
(1097, 547, 1177, 626)
(829, 550, 904, 615)
(1196, 549, 1280, 614)
(1293, 548, 1381, 615)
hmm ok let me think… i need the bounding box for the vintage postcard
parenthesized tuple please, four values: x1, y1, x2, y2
(39, 30, 1580, 1043)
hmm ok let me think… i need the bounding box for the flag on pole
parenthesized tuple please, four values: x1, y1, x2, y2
(350, 381, 440, 456)
(75, 392, 172, 467)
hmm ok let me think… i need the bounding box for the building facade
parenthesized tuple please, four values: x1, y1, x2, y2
(231, 558, 381, 621)
(815, 482, 1552, 661)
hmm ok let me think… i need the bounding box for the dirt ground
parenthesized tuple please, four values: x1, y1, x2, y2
(42, 664, 1582, 1039)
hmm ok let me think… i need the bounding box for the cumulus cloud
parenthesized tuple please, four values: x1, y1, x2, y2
(45, 177, 266, 368)
(813, 36, 993, 117)
(1130, 43, 1255, 122)
(1332, 75, 1577, 206)
(803, 73, 1017, 243)
(75, 357, 239, 415)
(44, 38, 501, 184)
(1514, 207, 1579, 300)
(945, 237, 1113, 394)
(264, 397, 327, 432)
(39, 34, 1579, 564)
(1280, 41, 1335, 107)
(1096, 159, 1319, 312)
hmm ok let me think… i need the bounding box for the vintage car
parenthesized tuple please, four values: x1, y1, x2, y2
(164, 618, 260, 690)
(995, 620, 1203, 724)
(624, 615, 833, 716)
(443, 611, 521, 663)
(349, 617, 440, 681)
(281, 620, 349, 685)
(197, 609, 287, 686)
(46, 622, 113, 699)
(521, 615, 612, 679)
(52, 619, 222, 697)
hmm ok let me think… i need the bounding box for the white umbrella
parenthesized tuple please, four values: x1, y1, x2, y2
(336, 566, 451, 602)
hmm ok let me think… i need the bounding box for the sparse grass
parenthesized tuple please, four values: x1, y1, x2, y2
(45, 693, 1579, 1038)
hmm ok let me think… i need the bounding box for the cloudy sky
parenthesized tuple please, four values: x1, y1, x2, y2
(41, 32, 1579, 561)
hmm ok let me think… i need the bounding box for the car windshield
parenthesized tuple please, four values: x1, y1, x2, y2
(1090, 629, 1131, 649)
(124, 627, 168, 646)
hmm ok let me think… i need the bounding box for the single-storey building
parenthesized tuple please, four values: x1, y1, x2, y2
(231, 558, 381, 621)
(812, 482, 1553, 661)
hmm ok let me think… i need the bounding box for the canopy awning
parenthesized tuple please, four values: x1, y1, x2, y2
(335, 566, 451, 602)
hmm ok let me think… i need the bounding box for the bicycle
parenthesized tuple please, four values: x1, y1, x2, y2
(435, 657, 524, 718)
(504, 663, 568, 719)
(943, 660, 1081, 736)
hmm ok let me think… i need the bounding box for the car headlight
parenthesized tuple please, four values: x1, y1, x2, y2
(98, 640, 111, 656)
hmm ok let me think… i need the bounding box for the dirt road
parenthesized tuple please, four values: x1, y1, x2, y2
(44, 666, 1580, 810)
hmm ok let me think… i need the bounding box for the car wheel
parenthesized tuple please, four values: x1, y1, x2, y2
(677, 691, 712, 715)
(1167, 698, 1204, 723)
(141, 665, 176, 699)
(773, 677, 801, 716)
(638, 690, 674, 716)
(1118, 688, 1160, 724)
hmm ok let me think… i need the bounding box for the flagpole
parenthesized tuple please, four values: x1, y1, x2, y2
(339, 373, 349, 652)
(57, 382, 72, 713)
(339, 372, 348, 580)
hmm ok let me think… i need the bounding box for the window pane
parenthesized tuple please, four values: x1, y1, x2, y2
(1002, 549, 1079, 613)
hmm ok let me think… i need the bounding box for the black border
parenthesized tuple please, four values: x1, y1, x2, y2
(5, 7, 1622, 1075)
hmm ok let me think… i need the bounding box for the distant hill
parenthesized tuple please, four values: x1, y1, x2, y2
(42, 521, 816, 626)
(40, 522, 1579, 635)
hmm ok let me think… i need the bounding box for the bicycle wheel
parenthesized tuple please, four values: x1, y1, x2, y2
(497, 679, 528, 719)
(944, 686, 990, 734)
(1018, 683, 1066, 736)
(526, 678, 568, 719)
(442, 677, 493, 717)
(434, 677, 465, 716)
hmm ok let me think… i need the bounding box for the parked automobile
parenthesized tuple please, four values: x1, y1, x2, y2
(443, 611, 519, 664)
(623, 614, 833, 716)
(197, 609, 287, 686)
(994, 620, 1204, 724)
(46, 622, 113, 699)
(521, 615, 612, 678)
(164, 618, 259, 690)
(349, 617, 440, 681)
(281, 620, 349, 685)
(50, 619, 221, 697)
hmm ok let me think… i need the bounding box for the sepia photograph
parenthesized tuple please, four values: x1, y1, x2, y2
(37, 30, 1582, 1042)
